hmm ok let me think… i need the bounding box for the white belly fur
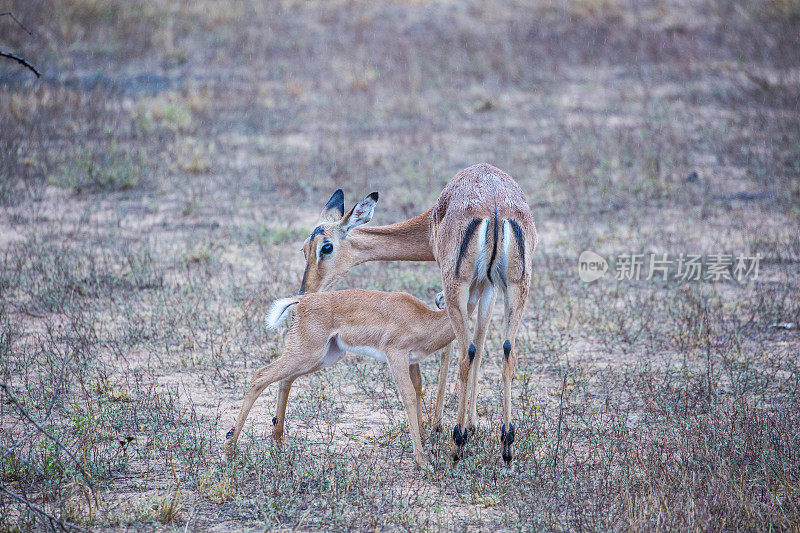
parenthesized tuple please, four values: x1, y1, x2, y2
(333, 337, 432, 366)
(336, 338, 388, 363)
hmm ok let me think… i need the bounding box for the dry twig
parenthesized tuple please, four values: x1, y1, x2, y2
(0, 12, 41, 77)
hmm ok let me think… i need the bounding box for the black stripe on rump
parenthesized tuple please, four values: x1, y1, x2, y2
(455, 217, 483, 277)
(508, 219, 526, 278)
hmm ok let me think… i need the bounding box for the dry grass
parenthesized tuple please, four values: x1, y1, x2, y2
(1, 0, 799, 530)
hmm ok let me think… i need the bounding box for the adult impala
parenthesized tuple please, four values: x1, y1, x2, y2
(225, 289, 457, 472)
(298, 163, 537, 465)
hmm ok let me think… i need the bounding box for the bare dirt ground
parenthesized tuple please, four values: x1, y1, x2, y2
(1, 0, 799, 530)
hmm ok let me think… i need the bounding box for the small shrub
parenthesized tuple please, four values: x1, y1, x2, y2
(50, 142, 143, 193)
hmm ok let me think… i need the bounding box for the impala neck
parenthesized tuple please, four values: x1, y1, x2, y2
(349, 208, 435, 264)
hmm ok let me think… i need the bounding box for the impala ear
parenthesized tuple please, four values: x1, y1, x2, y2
(340, 192, 379, 236)
(318, 189, 345, 223)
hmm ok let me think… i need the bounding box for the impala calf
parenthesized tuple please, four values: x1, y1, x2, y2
(295, 187, 454, 434)
(224, 289, 456, 472)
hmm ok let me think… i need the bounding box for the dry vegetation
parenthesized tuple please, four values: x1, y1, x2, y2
(1, 0, 799, 530)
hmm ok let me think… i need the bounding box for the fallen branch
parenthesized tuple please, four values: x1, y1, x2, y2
(0, 383, 93, 486)
(0, 12, 34, 35)
(0, 51, 40, 78)
(0, 12, 41, 77)
(0, 484, 87, 532)
(0, 293, 90, 530)
(1, 330, 72, 463)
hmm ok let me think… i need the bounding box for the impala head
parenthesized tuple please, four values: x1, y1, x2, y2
(298, 189, 379, 294)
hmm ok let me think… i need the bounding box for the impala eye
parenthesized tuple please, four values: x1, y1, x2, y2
(320, 242, 333, 255)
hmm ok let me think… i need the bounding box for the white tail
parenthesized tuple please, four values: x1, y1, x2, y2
(266, 297, 300, 329)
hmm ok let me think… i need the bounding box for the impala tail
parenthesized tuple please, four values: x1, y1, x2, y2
(455, 204, 526, 289)
(491, 217, 526, 289)
(266, 297, 301, 329)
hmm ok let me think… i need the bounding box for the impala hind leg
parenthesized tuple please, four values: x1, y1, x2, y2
(447, 287, 474, 461)
(431, 343, 452, 432)
(388, 355, 431, 472)
(272, 378, 295, 441)
(224, 354, 313, 457)
(466, 285, 496, 431)
(499, 284, 527, 467)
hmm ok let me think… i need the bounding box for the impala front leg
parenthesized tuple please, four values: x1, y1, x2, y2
(432, 288, 451, 433)
(432, 343, 451, 432)
(388, 354, 432, 473)
(409, 363, 425, 434)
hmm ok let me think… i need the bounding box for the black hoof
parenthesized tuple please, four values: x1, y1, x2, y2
(433, 424, 442, 433)
(500, 423, 515, 464)
(225, 426, 235, 439)
(272, 416, 278, 425)
(502, 444, 513, 464)
(500, 423, 515, 446)
(452, 424, 468, 447)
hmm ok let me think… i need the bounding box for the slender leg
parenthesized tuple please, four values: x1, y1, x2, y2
(388, 354, 431, 472)
(409, 363, 424, 434)
(466, 285, 496, 431)
(224, 352, 315, 457)
(499, 283, 527, 466)
(432, 343, 452, 432)
(272, 378, 295, 441)
(446, 285, 474, 460)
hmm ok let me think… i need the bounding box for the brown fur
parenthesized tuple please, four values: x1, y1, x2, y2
(299, 209, 435, 295)
(296, 163, 537, 463)
(432, 164, 536, 462)
(224, 290, 455, 472)
(432, 163, 536, 285)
